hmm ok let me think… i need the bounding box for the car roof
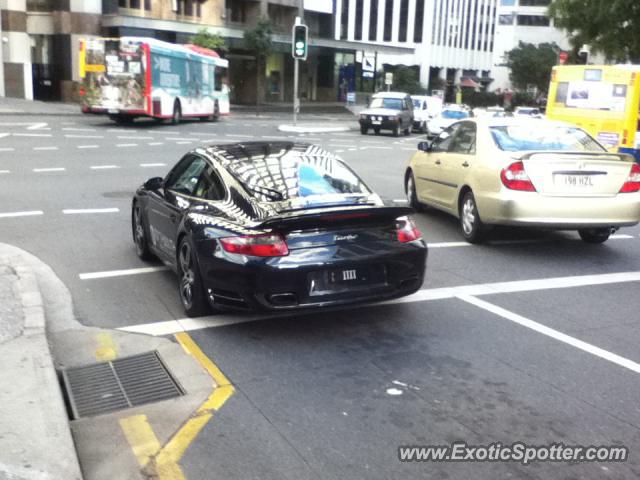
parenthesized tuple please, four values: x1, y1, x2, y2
(468, 117, 572, 129)
(372, 91, 409, 99)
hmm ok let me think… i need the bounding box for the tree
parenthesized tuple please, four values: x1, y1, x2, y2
(190, 29, 227, 55)
(243, 18, 274, 115)
(549, 0, 640, 63)
(505, 42, 560, 94)
(384, 66, 427, 94)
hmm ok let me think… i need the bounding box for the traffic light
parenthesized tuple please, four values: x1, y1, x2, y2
(292, 24, 308, 60)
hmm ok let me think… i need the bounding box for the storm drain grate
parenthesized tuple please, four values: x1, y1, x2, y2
(61, 351, 184, 419)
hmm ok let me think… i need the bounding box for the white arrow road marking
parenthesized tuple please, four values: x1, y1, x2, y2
(79, 266, 169, 280)
(33, 167, 65, 172)
(26, 122, 48, 130)
(63, 208, 120, 214)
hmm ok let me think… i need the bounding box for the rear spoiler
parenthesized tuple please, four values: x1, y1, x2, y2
(258, 205, 414, 231)
(518, 151, 634, 162)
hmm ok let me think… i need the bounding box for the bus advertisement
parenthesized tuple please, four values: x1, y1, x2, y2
(79, 37, 229, 124)
(546, 65, 640, 161)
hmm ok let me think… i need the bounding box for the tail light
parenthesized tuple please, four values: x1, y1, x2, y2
(500, 161, 536, 192)
(219, 233, 289, 257)
(79, 86, 86, 97)
(396, 216, 422, 243)
(619, 163, 640, 193)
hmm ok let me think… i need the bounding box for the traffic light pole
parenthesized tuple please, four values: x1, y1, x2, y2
(293, 58, 299, 125)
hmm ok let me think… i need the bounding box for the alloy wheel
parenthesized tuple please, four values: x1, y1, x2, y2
(461, 198, 476, 235)
(179, 242, 195, 309)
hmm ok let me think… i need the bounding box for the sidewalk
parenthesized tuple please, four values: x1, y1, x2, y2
(0, 97, 81, 116)
(0, 245, 83, 480)
(0, 243, 224, 480)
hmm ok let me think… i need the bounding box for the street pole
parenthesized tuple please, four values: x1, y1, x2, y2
(293, 0, 304, 125)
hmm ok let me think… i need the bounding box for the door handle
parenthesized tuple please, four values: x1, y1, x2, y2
(435, 159, 441, 165)
(462, 161, 470, 168)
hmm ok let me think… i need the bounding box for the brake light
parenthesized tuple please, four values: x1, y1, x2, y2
(219, 233, 289, 257)
(619, 163, 640, 193)
(500, 161, 536, 192)
(396, 216, 422, 243)
(79, 86, 86, 97)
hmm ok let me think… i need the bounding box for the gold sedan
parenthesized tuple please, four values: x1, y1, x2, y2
(405, 118, 640, 243)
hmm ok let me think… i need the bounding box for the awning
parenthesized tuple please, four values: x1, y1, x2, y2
(460, 77, 481, 88)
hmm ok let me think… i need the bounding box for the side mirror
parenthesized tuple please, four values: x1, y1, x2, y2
(144, 176, 164, 191)
(418, 141, 431, 153)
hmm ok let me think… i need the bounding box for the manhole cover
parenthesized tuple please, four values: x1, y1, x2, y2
(61, 351, 184, 419)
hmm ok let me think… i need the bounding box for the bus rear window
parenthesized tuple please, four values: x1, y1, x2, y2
(555, 82, 568, 103)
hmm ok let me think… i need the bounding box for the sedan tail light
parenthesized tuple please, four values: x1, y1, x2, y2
(396, 216, 422, 243)
(500, 161, 536, 192)
(219, 233, 289, 257)
(619, 163, 640, 193)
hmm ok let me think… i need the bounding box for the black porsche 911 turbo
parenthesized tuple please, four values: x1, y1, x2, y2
(132, 141, 427, 317)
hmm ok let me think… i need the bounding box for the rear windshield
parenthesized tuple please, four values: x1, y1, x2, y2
(490, 125, 605, 152)
(224, 149, 371, 204)
(442, 110, 469, 119)
(370, 97, 403, 110)
(412, 99, 422, 108)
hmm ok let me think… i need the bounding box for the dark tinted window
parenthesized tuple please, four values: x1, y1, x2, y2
(195, 167, 226, 201)
(449, 123, 476, 154)
(166, 156, 207, 195)
(432, 124, 461, 152)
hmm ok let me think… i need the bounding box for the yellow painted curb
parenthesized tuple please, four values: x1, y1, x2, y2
(119, 332, 234, 479)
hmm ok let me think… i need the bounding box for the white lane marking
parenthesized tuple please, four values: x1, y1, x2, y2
(458, 294, 640, 374)
(147, 142, 164, 146)
(108, 129, 138, 133)
(428, 241, 470, 248)
(33, 167, 65, 172)
(118, 135, 154, 140)
(176, 141, 192, 144)
(63, 208, 120, 215)
(328, 144, 353, 148)
(90, 165, 120, 170)
(116, 143, 138, 147)
(610, 234, 634, 239)
(116, 270, 640, 336)
(64, 134, 104, 139)
(79, 266, 170, 280)
(335, 149, 345, 153)
(224, 134, 253, 138)
(26, 122, 48, 130)
(0, 147, 15, 152)
(393, 199, 408, 203)
(0, 170, 9, 174)
(0, 210, 44, 218)
(62, 127, 96, 132)
(165, 137, 192, 142)
(78, 145, 99, 149)
(140, 163, 166, 167)
(13, 133, 52, 137)
(33, 146, 59, 151)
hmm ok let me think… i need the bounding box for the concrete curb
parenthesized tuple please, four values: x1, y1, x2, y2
(0, 245, 83, 480)
(278, 124, 357, 133)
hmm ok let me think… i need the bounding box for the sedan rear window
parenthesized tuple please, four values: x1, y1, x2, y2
(441, 110, 469, 119)
(370, 97, 403, 110)
(490, 125, 605, 152)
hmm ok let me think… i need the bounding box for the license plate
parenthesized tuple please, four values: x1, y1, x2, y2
(108, 108, 119, 114)
(557, 174, 595, 188)
(308, 265, 386, 296)
(330, 268, 360, 283)
(372, 120, 381, 125)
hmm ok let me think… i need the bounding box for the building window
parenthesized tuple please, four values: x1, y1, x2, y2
(516, 15, 550, 26)
(398, 0, 409, 42)
(118, 0, 126, 7)
(413, 0, 424, 43)
(340, 0, 349, 40)
(355, 0, 363, 40)
(144, 0, 151, 10)
(196, 0, 201, 17)
(369, 0, 378, 41)
(184, 0, 193, 16)
(519, 0, 551, 5)
(229, 1, 247, 23)
(130, 0, 140, 8)
(498, 14, 514, 25)
(383, 0, 393, 41)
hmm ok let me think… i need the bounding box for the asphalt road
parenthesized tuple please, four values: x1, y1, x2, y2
(2, 112, 640, 479)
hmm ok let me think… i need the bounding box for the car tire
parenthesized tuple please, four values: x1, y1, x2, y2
(459, 191, 487, 244)
(374, 127, 381, 135)
(360, 125, 368, 135)
(132, 203, 153, 261)
(406, 172, 425, 212)
(578, 228, 611, 244)
(421, 122, 428, 134)
(171, 101, 182, 125)
(392, 125, 399, 137)
(177, 237, 211, 317)
(404, 126, 411, 136)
